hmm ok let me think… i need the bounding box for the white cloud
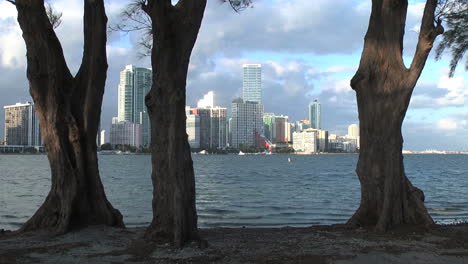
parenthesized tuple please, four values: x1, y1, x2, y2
(0, 2, 16, 19)
(324, 78, 352, 94)
(436, 75, 466, 106)
(437, 118, 458, 130)
(0, 25, 25, 68)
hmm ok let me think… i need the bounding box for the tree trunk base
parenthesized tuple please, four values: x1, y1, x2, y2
(20, 193, 124, 234)
(347, 183, 434, 232)
(144, 227, 203, 248)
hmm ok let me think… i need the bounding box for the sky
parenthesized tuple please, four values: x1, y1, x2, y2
(0, 0, 466, 151)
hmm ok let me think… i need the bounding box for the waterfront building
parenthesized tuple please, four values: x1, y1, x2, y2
(293, 129, 317, 153)
(347, 123, 360, 149)
(209, 107, 228, 149)
(296, 128, 328, 152)
(263, 113, 275, 142)
(117, 65, 152, 146)
(230, 98, 264, 148)
(273, 115, 288, 143)
(242, 64, 262, 103)
(263, 113, 289, 144)
(3, 102, 42, 146)
(309, 100, 321, 129)
(186, 104, 227, 150)
(195, 108, 211, 149)
(186, 110, 200, 149)
(316, 129, 329, 152)
(109, 121, 142, 147)
(348, 124, 359, 138)
(329, 133, 358, 152)
(285, 122, 293, 143)
(100, 130, 106, 146)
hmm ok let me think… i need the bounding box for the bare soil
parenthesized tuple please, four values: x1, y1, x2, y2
(1, 224, 468, 263)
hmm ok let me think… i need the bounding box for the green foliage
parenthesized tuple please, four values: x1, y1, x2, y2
(140, 145, 151, 153)
(274, 147, 294, 154)
(435, 0, 467, 77)
(114, 144, 137, 152)
(100, 143, 113, 150)
(239, 144, 265, 153)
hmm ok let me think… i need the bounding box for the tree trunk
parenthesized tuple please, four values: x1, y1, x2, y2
(348, 0, 443, 231)
(143, 0, 206, 247)
(14, 0, 124, 233)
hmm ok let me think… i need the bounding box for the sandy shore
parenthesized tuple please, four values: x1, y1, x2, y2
(1, 224, 468, 263)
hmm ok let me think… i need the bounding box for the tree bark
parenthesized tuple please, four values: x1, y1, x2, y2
(14, 0, 124, 233)
(348, 0, 443, 231)
(143, 0, 206, 247)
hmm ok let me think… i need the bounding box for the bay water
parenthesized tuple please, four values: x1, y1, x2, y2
(1, 154, 467, 230)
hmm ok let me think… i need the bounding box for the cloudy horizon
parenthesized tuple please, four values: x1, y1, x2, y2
(0, 0, 466, 151)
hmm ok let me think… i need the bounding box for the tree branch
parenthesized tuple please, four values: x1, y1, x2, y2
(74, 0, 108, 133)
(408, 0, 444, 86)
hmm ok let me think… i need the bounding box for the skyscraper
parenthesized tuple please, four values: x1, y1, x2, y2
(348, 124, 359, 138)
(109, 121, 142, 147)
(309, 100, 321, 129)
(242, 64, 262, 103)
(100, 130, 106, 146)
(4, 102, 41, 146)
(263, 113, 289, 143)
(186, 108, 200, 149)
(187, 104, 227, 150)
(117, 65, 152, 146)
(230, 98, 264, 148)
(209, 107, 227, 149)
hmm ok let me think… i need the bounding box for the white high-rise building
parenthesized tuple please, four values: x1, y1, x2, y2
(293, 129, 317, 153)
(4, 102, 42, 146)
(186, 104, 227, 150)
(230, 98, 264, 148)
(100, 130, 106, 146)
(109, 121, 142, 147)
(242, 64, 262, 103)
(348, 124, 359, 138)
(186, 106, 201, 149)
(197, 91, 214, 108)
(117, 65, 152, 146)
(309, 100, 321, 129)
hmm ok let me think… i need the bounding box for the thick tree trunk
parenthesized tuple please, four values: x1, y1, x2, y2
(143, 0, 206, 247)
(348, 0, 443, 231)
(15, 0, 124, 233)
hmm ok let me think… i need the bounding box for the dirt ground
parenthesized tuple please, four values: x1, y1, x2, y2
(1, 224, 468, 264)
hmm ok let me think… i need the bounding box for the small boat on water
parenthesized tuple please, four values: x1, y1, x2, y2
(199, 150, 208, 155)
(238, 151, 246, 156)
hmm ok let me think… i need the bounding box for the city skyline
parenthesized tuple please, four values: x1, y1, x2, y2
(0, 0, 466, 151)
(117, 64, 152, 146)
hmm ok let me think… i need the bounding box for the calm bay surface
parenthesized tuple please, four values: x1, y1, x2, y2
(1, 154, 467, 230)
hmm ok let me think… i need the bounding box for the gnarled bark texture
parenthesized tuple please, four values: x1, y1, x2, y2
(14, 0, 124, 233)
(142, 0, 207, 247)
(348, 0, 444, 231)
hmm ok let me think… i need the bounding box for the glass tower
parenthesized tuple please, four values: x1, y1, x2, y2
(309, 100, 321, 129)
(117, 65, 152, 146)
(242, 64, 262, 103)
